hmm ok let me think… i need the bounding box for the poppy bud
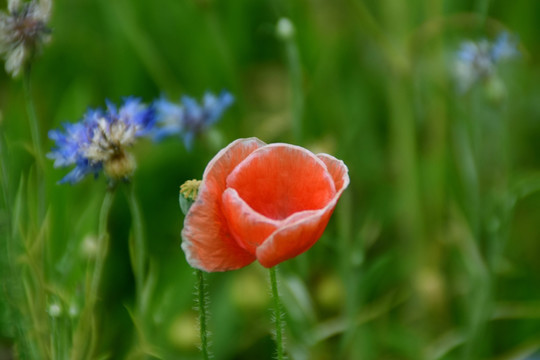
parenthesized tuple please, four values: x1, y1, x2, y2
(179, 179, 201, 215)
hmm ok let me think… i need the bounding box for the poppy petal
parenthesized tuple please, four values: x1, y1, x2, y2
(222, 188, 279, 254)
(226, 144, 336, 220)
(181, 137, 266, 272)
(255, 154, 349, 268)
(317, 154, 349, 192)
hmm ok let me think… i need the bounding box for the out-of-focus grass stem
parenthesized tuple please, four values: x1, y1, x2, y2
(90, 189, 115, 307)
(285, 39, 303, 143)
(23, 65, 45, 220)
(379, 0, 423, 245)
(104, 0, 177, 92)
(381, 3, 425, 357)
(0, 131, 12, 237)
(22, 276, 49, 358)
(349, 0, 409, 74)
(277, 18, 304, 143)
(336, 190, 364, 359)
(126, 182, 147, 317)
(476, 0, 490, 27)
(72, 188, 115, 360)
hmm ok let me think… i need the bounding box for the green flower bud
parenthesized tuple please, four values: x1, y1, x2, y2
(179, 179, 201, 215)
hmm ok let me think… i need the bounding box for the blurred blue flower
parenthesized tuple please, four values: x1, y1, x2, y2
(48, 98, 155, 184)
(0, 0, 51, 77)
(454, 32, 519, 93)
(153, 91, 234, 149)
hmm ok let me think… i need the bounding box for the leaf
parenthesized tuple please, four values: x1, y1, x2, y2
(511, 172, 540, 202)
(142, 258, 159, 316)
(490, 336, 540, 360)
(492, 302, 540, 320)
(280, 273, 316, 325)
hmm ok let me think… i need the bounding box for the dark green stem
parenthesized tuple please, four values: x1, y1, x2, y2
(269, 266, 284, 360)
(196, 270, 210, 360)
(23, 66, 45, 219)
(126, 183, 146, 316)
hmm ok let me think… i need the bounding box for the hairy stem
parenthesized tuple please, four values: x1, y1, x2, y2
(269, 266, 284, 360)
(196, 269, 210, 360)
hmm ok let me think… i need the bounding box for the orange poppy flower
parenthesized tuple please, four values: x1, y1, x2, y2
(181, 137, 349, 272)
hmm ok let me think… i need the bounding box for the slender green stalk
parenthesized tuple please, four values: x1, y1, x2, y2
(105, 0, 177, 92)
(71, 188, 115, 360)
(0, 132, 10, 217)
(126, 183, 146, 316)
(269, 266, 284, 360)
(476, 0, 490, 27)
(348, 0, 408, 74)
(89, 189, 116, 307)
(284, 38, 304, 143)
(23, 65, 45, 220)
(196, 269, 210, 360)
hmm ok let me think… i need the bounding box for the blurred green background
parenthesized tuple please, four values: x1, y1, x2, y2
(2, 0, 540, 359)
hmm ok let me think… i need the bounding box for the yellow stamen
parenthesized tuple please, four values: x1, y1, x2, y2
(180, 179, 202, 202)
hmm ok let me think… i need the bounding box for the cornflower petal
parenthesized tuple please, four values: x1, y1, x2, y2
(453, 32, 520, 93)
(153, 90, 234, 149)
(48, 98, 155, 184)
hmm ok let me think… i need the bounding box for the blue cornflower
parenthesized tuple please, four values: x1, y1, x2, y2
(0, 0, 51, 77)
(490, 32, 520, 61)
(153, 91, 234, 149)
(48, 97, 155, 184)
(454, 32, 519, 93)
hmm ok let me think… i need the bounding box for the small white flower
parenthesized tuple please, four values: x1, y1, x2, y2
(81, 234, 99, 259)
(68, 303, 79, 318)
(276, 17, 295, 40)
(47, 303, 62, 317)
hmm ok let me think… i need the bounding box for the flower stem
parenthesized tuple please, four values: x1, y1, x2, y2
(280, 29, 304, 144)
(90, 189, 116, 306)
(196, 269, 210, 360)
(23, 65, 45, 219)
(269, 266, 284, 360)
(72, 188, 115, 360)
(126, 183, 146, 316)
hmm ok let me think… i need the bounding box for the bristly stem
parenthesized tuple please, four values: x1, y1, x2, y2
(126, 182, 146, 317)
(23, 65, 45, 219)
(269, 266, 284, 360)
(196, 269, 210, 360)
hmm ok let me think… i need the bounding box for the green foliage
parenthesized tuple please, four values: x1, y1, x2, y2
(2, 0, 540, 359)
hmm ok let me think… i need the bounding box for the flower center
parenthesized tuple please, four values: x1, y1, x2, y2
(225, 145, 336, 220)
